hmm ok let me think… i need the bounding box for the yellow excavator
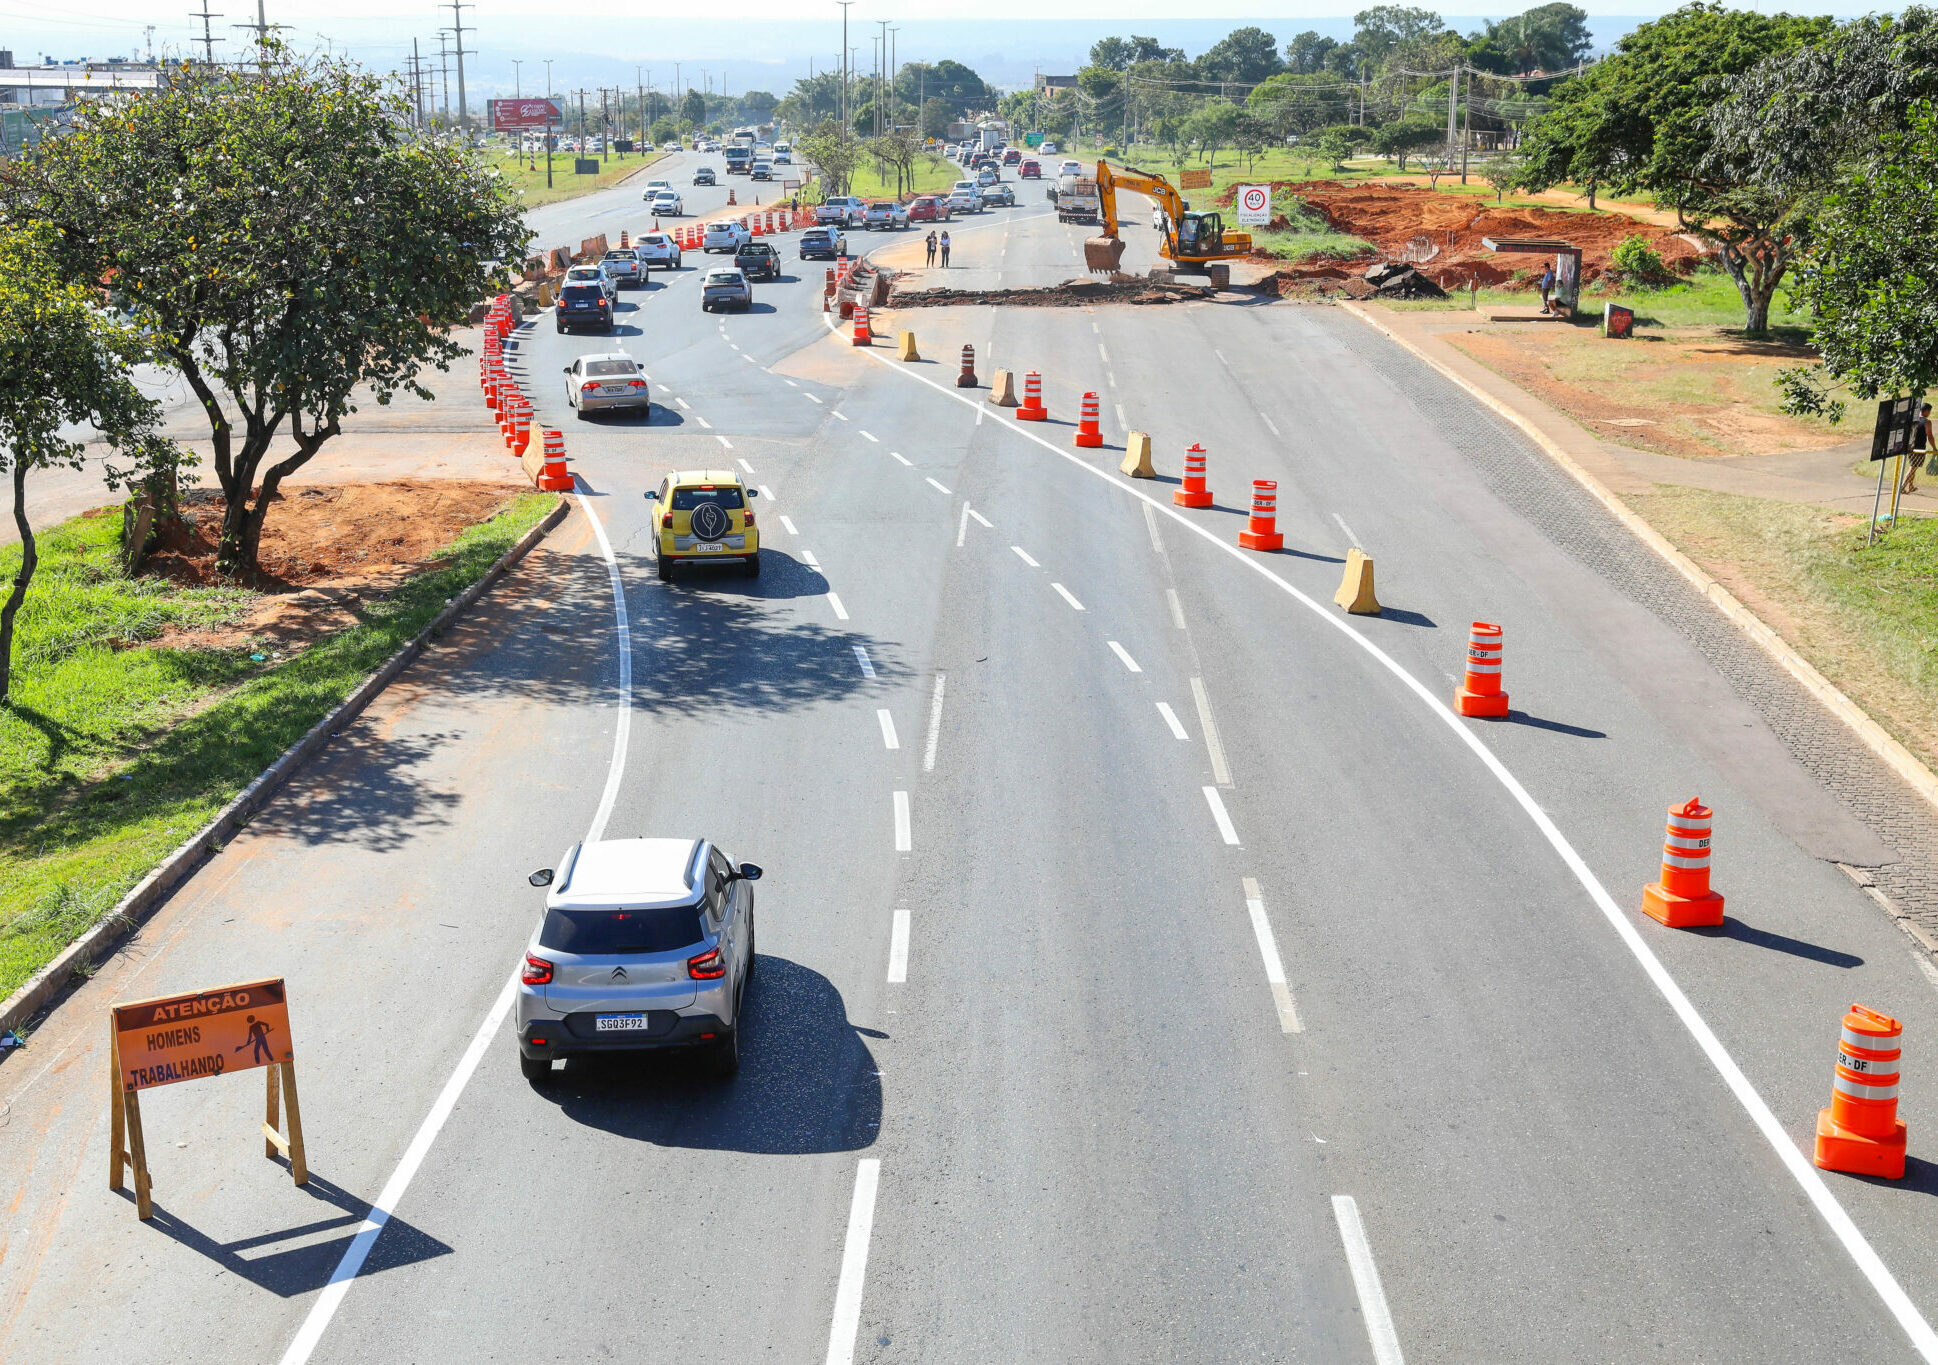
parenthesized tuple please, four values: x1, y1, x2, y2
(1080, 161, 1252, 290)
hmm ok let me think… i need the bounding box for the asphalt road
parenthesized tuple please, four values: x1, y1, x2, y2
(6, 151, 1938, 1363)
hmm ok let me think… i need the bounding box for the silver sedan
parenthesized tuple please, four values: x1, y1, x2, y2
(564, 353, 650, 417)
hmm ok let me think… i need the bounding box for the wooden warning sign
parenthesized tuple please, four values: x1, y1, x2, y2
(109, 977, 307, 1220)
(1178, 167, 1213, 190)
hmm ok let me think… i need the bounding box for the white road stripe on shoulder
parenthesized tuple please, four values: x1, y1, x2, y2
(824, 1160, 883, 1365)
(1333, 1197, 1404, 1365)
(1203, 786, 1240, 845)
(1156, 702, 1188, 740)
(1243, 877, 1301, 1033)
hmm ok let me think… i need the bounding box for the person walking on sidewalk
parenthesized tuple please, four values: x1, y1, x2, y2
(1905, 401, 1932, 495)
(925, 230, 937, 266)
(939, 230, 951, 268)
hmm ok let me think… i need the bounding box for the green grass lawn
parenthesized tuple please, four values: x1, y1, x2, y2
(809, 154, 957, 203)
(484, 149, 667, 210)
(1247, 188, 1376, 263)
(1387, 264, 1813, 334)
(0, 492, 553, 1004)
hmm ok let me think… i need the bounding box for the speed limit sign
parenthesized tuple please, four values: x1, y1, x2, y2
(1236, 184, 1271, 226)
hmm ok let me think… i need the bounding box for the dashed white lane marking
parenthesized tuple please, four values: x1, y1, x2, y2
(716, 435, 734, 450)
(738, 458, 755, 473)
(1191, 677, 1233, 785)
(675, 397, 691, 410)
(891, 451, 912, 466)
(1012, 546, 1039, 568)
(760, 485, 776, 501)
(1261, 413, 1282, 438)
(1167, 588, 1187, 630)
(1097, 343, 1110, 363)
(1108, 373, 1118, 390)
(877, 709, 900, 750)
(976, 406, 985, 426)
(1091, 321, 1101, 334)
(887, 910, 911, 983)
(1333, 1197, 1404, 1365)
(1333, 512, 1361, 547)
(853, 645, 876, 678)
(802, 550, 820, 567)
(967, 508, 992, 528)
(828, 592, 850, 621)
(925, 477, 952, 495)
(824, 1160, 883, 1365)
(1107, 641, 1142, 673)
(922, 674, 946, 772)
(861, 430, 879, 442)
(730, 342, 741, 350)
(806, 393, 824, 404)
(1203, 786, 1240, 845)
(1244, 877, 1302, 1033)
(784, 378, 799, 387)
(696, 416, 712, 429)
(1156, 702, 1189, 740)
(780, 515, 799, 536)
(742, 354, 757, 364)
(956, 502, 971, 548)
(1051, 582, 1084, 611)
(1214, 348, 1230, 364)
(892, 791, 912, 851)
(1142, 501, 1164, 554)
(832, 411, 849, 421)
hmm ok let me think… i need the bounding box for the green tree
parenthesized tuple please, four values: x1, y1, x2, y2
(1090, 37, 1134, 71)
(1469, 3, 1593, 75)
(1373, 116, 1443, 170)
(1482, 145, 1526, 200)
(921, 97, 952, 139)
(1516, 2, 1833, 332)
(741, 90, 779, 122)
(1196, 27, 1285, 86)
(0, 226, 177, 701)
(650, 116, 678, 146)
(1285, 31, 1340, 74)
(1184, 100, 1242, 165)
(682, 87, 706, 129)
(1353, 5, 1445, 63)
(798, 123, 862, 196)
(2, 50, 527, 577)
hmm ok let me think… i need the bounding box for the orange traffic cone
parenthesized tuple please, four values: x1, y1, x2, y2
(1074, 392, 1103, 447)
(1173, 443, 1213, 508)
(1815, 1004, 1907, 1179)
(1238, 480, 1284, 551)
(852, 303, 871, 346)
(1454, 622, 1510, 718)
(1640, 798, 1725, 928)
(538, 429, 573, 491)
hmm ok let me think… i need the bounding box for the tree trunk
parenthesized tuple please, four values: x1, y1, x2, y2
(1, 461, 36, 706)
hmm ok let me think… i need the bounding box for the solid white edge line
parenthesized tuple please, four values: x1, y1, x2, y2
(1011, 546, 1039, 568)
(832, 305, 1938, 1359)
(1156, 701, 1189, 741)
(922, 674, 946, 772)
(892, 790, 912, 852)
(824, 1159, 883, 1365)
(887, 908, 911, 983)
(1202, 786, 1240, 845)
(1243, 877, 1302, 1033)
(580, 493, 633, 844)
(1167, 588, 1187, 630)
(1051, 582, 1084, 611)
(780, 515, 800, 536)
(1108, 640, 1142, 673)
(877, 708, 900, 750)
(853, 645, 876, 679)
(1333, 1196, 1405, 1365)
(1190, 677, 1233, 786)
(828, 592, 849, 621)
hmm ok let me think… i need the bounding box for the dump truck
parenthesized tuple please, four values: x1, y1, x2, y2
(1080, 161, 1251, 290)
(1056, 174, 1100, 224)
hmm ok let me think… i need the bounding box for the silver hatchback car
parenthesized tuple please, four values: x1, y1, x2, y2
(518, 838, 761, 1081)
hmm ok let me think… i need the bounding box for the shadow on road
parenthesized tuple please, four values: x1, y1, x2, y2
(1502, 708, 1604, 738)
(540, 955, 881, 1155)
(1690, 916, 1863, 968)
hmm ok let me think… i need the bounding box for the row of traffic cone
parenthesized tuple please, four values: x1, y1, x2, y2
(479, 294, 571, 491)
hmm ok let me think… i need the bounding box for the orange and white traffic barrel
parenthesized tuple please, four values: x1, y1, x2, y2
(1018, 371, 1047, 421)
(1173, 443, 1213, 508)
(1454, 621, 1510, 718)
(538, 429, 573, 491)
(1238, 480, 1284, 551)
(1816, 1004, 1908, 1178)
(956, 343, 977, 388)
(852, 303, 871, 346)
(1074, 392, 1103, 447)
(511, 408, 532, 456)
(1640, 797, 1725, 927)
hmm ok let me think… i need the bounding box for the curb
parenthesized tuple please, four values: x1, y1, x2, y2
(1340, 300, 1938, 819)
(0, 494, 573, 1044)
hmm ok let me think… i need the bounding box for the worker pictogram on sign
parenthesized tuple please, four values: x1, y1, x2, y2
(1236, 185, 1271, 226)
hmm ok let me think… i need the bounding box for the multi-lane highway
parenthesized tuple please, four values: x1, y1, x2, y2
(6, 146, 1938, 1363)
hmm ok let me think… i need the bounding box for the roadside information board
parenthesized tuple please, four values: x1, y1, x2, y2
(1236, 185, 1271, 226)
(1871, 396, 1918, 462)
(1179, 167, 1212, 190)
(490, 98, 562, 131)
(109, 978, 307, 1220)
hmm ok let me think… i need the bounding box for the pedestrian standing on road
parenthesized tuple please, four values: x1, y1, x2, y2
(925, 230, 938, 266)
(1538, 262, 1557, 314)
(1904, 401, 1932, 495)
(940, 231, 951, 268)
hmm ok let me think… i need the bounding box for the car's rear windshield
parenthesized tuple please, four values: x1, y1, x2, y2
(562, 285, 605, 300)
(539, 905, 703, 955)
(584, 359, 636, 377)
(603, 251, 636, 261)
(671, 485, 746, 510)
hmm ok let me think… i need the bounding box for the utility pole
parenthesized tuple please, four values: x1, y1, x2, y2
(1445, 62, 1459, 167)
(1460, 68, 1471, 182)
(189, 3, 223, 65)
(143, 25, 156, 61)
(889, 26, 899, 128)
(836, 0, 852, 137)
(231, 0, 278, 70)
(408, 37, 426, 127)
(437, 30, 452, 124)
(511, 59, 521, 99)
(636, 66, 645, 144)
(444, 0, 473, 135)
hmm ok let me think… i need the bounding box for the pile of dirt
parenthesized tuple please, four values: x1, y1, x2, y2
(889, 275, 1203, 308)
(1231, 180, 1706, 290)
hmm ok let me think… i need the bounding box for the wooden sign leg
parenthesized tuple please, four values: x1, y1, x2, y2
(265, 1060, 282, 1159)
(109, 1031, 127, 1193)
(123, 1088, 153, 1221)
(281, 1061, 309, 1186)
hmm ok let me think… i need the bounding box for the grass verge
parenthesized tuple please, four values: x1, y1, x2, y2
(1248, 190, 1376, 264)
(0, 492, 554, 1002)
(1387, 264, 1814, 333)
(1623, 487, 1938, 773)
(485, 150, 666, 211)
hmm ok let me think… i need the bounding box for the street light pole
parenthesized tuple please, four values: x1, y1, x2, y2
(544, 59, 554, 187)
(511, 58, 521, 99)
(836, 1, 852, 137)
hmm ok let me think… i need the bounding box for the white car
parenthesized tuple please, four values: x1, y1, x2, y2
(948, 181, 983, 214)
(703, 220, 752, 252)
(863, 201, 909, 230)
(1042, 142, 1060, 155)
(635, 231, 683, 270)
(662, 140, 680, 151)
(1059, 159, 1083, 177)
(564, 262, 618, 301)
(651, 190, 685, 216)
(641, 180, 672, 197)
(564, 352, 650, 417)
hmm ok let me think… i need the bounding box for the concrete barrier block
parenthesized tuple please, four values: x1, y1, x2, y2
(1120, 431, 1155, 478)
(897, 331, 920, 362)
(989, 369, 1018, 406)
(1334, 547, 1381, 615)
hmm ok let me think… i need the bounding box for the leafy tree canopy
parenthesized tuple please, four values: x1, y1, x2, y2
(1285, 31, 1340, 75)
(1196, 27, 1286, 86)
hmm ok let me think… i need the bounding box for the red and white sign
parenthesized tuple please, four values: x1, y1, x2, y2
(1236, 184, 1271, 226)
(490, 98, 562, 131)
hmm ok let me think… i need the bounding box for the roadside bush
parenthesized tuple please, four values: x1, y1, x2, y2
(1610, 233, 1670, 285)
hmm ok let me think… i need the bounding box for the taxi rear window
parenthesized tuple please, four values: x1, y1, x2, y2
(671, 486, 746, 511)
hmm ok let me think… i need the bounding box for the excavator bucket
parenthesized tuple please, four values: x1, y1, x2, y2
(1083, 234, 1127, 275)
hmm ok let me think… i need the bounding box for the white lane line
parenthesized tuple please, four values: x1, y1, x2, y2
(1214, 348, 1230, 364)
(1142, 500, 1164, 554)
(802, 550, 820, 567)
(738, 458, 755, 473)
(828, 592, 850, 621)
(1243, 877, 1302, 1033)
(730, 342, 741, 351)
(806, 393, 824, 404)
(976, 406, 985, 426)
(1203, 786, 1240, 845)
(716, 435, 734, 450)
(832, 309, 1938, 1357)
(890, 451, 912, 466)
(957, 502, 971, 548)
(1108, 373, 1118, 390)
(824, 1160, 883, 1365)
(926, 477, 952, 495)
(1333, 512, 1361, 547)
(887, 909, 911, 983)
(861, 430, 880, 442)
(1333, 1197, 1404, 1365)
(1191, 677, 1233, 786)
(675, 397, 691, 410)
(784, 378, 799, 387)
(1107, 641, 1142, 673)
(922, 674, 946, 772)
(1091, 321, 1101, 334)
(695, 415, 712, 429)
(892, 791, 912, 851)
(1012, 546, 1040, 568)
(780, 515, 799, 536)
(853, 645, 876, 679)
(1050, 582, 1084, 611)
(876, 708, 900, 750)
(760, 485, 776, 501)
(742, 353, 757, 364)
(1261, 413, 1282, 438)
(832, 411, 849, 421)
(1167, 588, 1187, 630)
(1156, 702, 1189, 740)
(1097, 343, 1110, 363)
(967, 508, 992, 528)
(282, 489, 633, 1364)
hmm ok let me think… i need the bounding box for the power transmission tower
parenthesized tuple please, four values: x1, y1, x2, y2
(143, 25, 156, 61)
(231, 0, 282, 68)
(436, 29, 453, 124)
(443, 0, 473, 133)
(407, 37, 427, 128)
(189, 3, 224, 65)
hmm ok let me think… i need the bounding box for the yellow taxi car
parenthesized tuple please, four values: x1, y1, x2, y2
(647, 469, 761, 581)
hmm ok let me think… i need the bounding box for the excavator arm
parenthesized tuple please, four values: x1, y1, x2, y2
(1082, 159, 1251, 286)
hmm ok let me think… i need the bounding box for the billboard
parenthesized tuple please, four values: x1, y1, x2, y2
(490, 98, 562, 131)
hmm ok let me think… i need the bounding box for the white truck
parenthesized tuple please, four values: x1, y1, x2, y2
(816, 195, 867, 227)
(1055, 173, 1100, 224)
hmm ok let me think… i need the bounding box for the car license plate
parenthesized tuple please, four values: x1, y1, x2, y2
(693, 542, 726, 553)
(595, 1014, 649, 1031)
(602, 385, 627, 394)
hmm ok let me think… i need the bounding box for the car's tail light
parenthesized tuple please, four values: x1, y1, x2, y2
(521, 954, 554, 985)
(628, 379, 647, 389)
(743, 511, 755, 527)
(581, 381, 601, 393)
(687, 947, 727, 980)
(661, 513, 673, 528)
